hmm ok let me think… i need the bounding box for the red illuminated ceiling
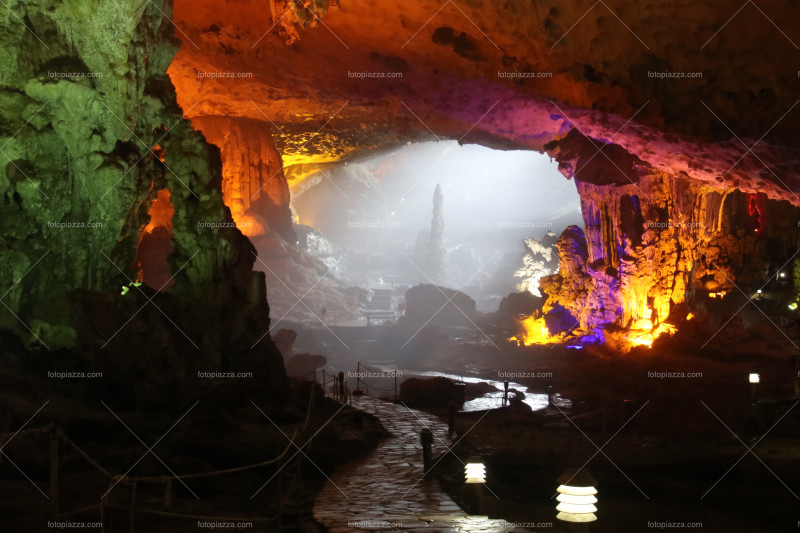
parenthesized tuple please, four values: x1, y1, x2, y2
(168, 0, 800, 202)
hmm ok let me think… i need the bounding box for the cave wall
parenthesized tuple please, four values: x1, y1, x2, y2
(190, 115, 294, 242)
(0, 0, 284, 387)
(540, 172, 800, 337)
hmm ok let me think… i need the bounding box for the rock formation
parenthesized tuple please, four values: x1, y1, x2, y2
(0, 0, 285, 388)
(426, 183, 446, 279)
(404, 283, 477, 328)
(514, 232, 559, 297)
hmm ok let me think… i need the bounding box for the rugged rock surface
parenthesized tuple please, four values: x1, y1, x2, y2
(169, 0, 800, 200)
(0, 1, 286, 389)
(404, 283, 478, 328)
(162, 0, 800, 346)
(538, 176, 800, 344)
(514, 232, 559, 296)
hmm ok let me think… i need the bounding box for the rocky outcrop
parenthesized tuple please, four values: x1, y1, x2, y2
(404, 284, 478, 328)
(514, 232, 559, 297)
(190, 115, 294, 242)
(537, 174, 800, 343)
(0, 1, 285, 386)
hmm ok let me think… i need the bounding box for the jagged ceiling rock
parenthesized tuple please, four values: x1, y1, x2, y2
(169, 0, 800, 203)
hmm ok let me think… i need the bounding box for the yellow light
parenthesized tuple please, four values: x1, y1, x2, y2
(627, 322, 676, 348)
(556, 512, 598, 523)
(464, 457, 485, 484)
(749, 373, 760, 384)
(686, 312, 694, 321)
(514, 315, 560, 346)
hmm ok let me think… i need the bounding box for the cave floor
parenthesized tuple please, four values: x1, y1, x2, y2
(313, 395, 531, 532)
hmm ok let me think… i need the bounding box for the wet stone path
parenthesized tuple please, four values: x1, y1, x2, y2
(313, 396, 535, 532)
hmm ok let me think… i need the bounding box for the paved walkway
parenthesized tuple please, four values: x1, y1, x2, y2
(313, 396, 533, 532)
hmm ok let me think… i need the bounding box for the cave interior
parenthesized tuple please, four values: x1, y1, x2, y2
(2, 0, 800, 531)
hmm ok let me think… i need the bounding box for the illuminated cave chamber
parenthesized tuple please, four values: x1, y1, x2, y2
(290, 141, 583, 316)
(164, 0, 800, 352)
(136, 188, 175, 291)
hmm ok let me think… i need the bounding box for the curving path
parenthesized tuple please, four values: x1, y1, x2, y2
(313, 396, 534, 533)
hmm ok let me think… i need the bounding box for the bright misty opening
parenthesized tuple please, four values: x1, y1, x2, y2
(259, 141, 582, 329)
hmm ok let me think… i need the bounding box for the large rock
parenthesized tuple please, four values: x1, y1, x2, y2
(404, 284, 478, 328)
(399, 376, 456, 409)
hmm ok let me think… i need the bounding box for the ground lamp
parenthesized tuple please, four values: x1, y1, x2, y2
(464, 456, 486, 484)
(749, 373, 760, 405)
(556, 468, 597, 524)
(464, 456, 486, 515)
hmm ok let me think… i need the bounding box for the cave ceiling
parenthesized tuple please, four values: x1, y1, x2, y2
(169, 0, 800, 201)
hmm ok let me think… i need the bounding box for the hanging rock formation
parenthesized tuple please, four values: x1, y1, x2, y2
(190, 115, 294, 243)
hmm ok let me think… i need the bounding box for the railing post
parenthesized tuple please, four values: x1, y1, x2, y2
(420, 429, 433, 473)
(163, 477, 172, 508)
(49, 426, 59, 519)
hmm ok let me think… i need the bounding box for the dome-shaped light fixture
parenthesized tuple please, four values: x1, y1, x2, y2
(464, 456, 486, 484)
(556, 467, 597, 523)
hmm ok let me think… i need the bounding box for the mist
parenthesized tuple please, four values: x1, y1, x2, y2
(288, 141, 583, 313)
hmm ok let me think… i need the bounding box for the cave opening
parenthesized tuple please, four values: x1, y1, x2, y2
(262, 141, 583, 329)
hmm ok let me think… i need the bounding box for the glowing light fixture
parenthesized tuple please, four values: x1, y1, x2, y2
(464, 456, 486, 484)
(789, 303, 798, 311)
(749, 373, 760, 384)
(757, 289, 762, 294)
(556, 468, 597, 523)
